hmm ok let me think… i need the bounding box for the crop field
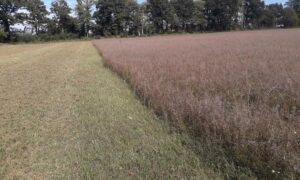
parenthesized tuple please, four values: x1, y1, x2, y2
(94, 29, 300, 178)
(0, 42, 221, 179)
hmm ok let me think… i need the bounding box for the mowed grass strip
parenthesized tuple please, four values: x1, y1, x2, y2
(0, 42, 218, 179)
(0, 42, 82, 179)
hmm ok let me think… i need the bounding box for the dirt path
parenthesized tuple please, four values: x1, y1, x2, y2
(0, 42, 218, 179)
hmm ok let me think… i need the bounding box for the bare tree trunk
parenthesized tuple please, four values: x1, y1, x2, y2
(86, 24, 89, 37)
(3, 19, 11, 40)
(3, 19, 10, 34)
(35, 23, 39, 35)
(141, 22, 144, 36)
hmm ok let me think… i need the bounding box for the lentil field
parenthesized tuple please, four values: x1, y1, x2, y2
(93, 29, 300, 178)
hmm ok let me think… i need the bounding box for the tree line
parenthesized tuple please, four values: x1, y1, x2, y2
(1, 0, 299, 42)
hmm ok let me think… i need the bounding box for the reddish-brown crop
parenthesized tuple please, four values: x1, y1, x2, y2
(93, 29, 300, 178)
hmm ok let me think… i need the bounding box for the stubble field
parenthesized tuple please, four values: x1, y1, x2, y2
(94, 29, 300, 178)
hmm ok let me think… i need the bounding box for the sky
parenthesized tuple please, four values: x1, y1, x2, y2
(44, 0, 287, 9)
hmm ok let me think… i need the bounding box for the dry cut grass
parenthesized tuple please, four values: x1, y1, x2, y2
(94, 29, 300, 179)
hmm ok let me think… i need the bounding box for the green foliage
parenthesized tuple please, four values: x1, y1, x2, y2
(13, 34, 39, 43)
(257, 9, 276, 28)
(192, 0, 207, 31)
(50, 0, 72, 34)
(125, 0, 141, 36)
(267, 3, 284, 26)
(205, 0, 241, 31)
(26, 0, 49, 35)
(0, 0, 26, 39)
(282, 7, 300, 27)
(243, 0, 265, 28)
(93, 0, 140, 36)
(286, 0, 300, 17)
(242, 0, 284, 29)
(38, 33, 79, 41)
(11, 33, 80, 43)
(147, 0, 176, 33)
(169, 0, 206, 32)
(0, 28, 8, 42)
(93, 0, 115, 36)
(268, 3, 284, 19)
(171, 0, 194, 32)
(76, 0, 95, 37)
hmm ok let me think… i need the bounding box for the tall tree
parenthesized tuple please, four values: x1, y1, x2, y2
(242, 0, 265, 28)
(147, 0, 175, 33)
(93, 0, 140, 36)
(192, 0, 207, 31)
(125, 0, 140, 36)
(0, 28, 8, 42)
(267, 3, 284, 26)
(0, 0, 25, 39)
(93, 0, 110, 36)
(282, 7, 299, 27)
(76, 0, 95, 37)
(286, 0, 300, 18)
(205, 0, 242, 31)
(135, 2, 147, 36)
(171, 0, 194, 32)
(139, 2, 155, 35)
(26, 0, 49, 35)
(50, 0, 72, 33)
(256, 8, 275, 28)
